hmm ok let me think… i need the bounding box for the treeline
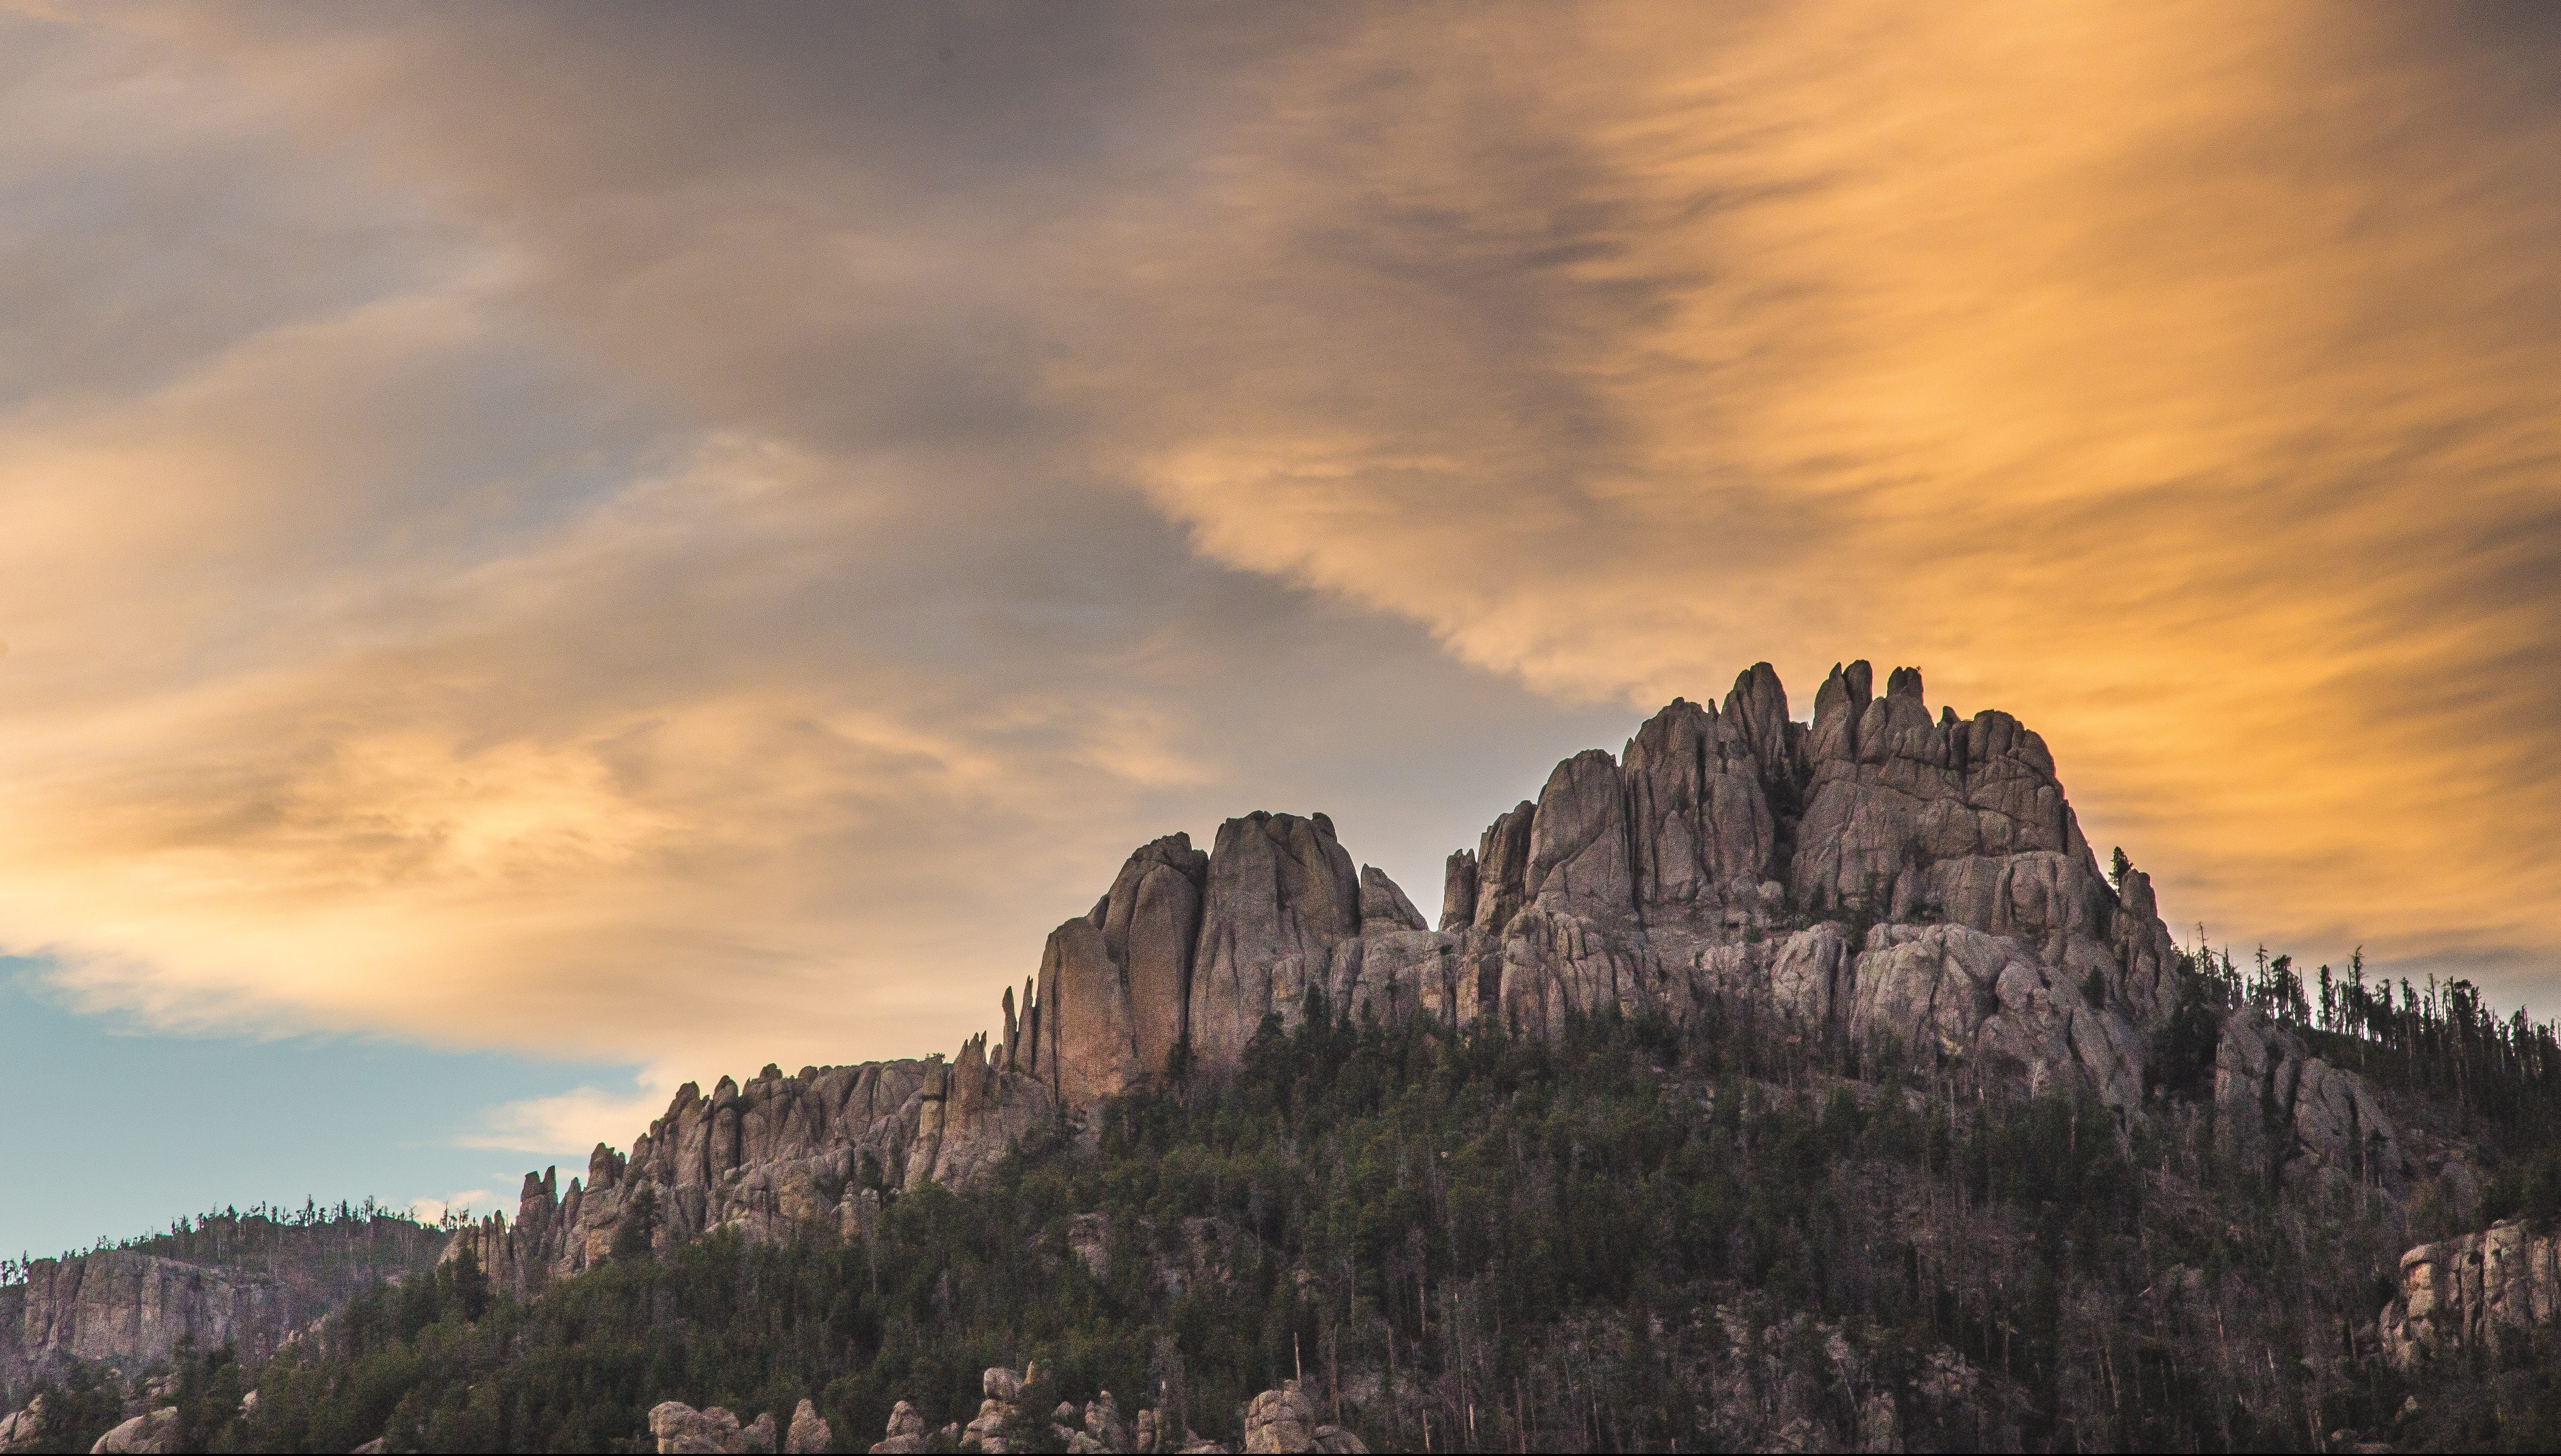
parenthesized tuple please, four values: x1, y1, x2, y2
(50, 988, 2495, 1452)
(2184, 934, 2561, 1149)
(1, 1201, 450, 1291)
(22, 956, 2561, 1451)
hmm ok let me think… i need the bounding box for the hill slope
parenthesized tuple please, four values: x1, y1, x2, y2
(11, 659, 2561, 1453)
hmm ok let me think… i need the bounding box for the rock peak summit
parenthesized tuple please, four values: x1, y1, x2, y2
(453, 660, 2402, 1294)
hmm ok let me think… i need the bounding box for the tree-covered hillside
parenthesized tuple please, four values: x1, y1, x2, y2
(16, 946, 2561, 1453)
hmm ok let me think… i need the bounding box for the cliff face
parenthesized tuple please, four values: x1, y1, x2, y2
(446, 1038, 1055, 1296)
(2381, 1219, 2561, 1365)
(2, 1222, 446, 1398)
(463, 660, 2410, 1294)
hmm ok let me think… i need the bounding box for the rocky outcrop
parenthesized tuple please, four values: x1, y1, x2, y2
(473, 658, 2404, 1283)
(856, 1368, 1355, 1454)
(648, 1400, 775, 1454)
(784, 1398, 830, 1454)
(1040, 918, 1145, 1107)
(2381, 1219, 2561, 1366)
(3, 1220, 444, 1397)
(4, 1253, 287, 1388)
(1437, 850, 1477, 932)
(88, 1407, 178, 1454)
(1472, 801, 1539, 937)
(2214, 1006, 2402, 1190)
(1243, 1382, 1367, 1453)
(449, 1041, 1057, 1298)
(1358, 867, 1426, 935)
(0, 1395, 44, 1453)
(868, 1399, 927, 1453)
(1470, 663, 2197, 1117)
(1190, 813, 1362, 1069)
(1091, 834, 1210, 1075)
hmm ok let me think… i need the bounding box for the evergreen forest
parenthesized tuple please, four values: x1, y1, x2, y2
(11, 944, 2561, 1452)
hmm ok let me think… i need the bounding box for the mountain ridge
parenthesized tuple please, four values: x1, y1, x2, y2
(450, 658, 2403, 1300)
(17, 658, 2561, 1451)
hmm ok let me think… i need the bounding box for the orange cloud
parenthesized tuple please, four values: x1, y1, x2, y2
(1062, 0, 2561, 995)
(1, 0, 2554, 1093)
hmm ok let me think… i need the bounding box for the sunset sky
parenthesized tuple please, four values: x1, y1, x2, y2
(5, 2, 2559, 1259)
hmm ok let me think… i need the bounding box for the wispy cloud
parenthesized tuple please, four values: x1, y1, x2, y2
(459, 1077, 676, 1159)
(0, 0, 2554, 1113)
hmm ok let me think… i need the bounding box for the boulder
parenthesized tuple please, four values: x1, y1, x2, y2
(785, 1399, 831, 1455)
(0, 1396, 47, 1454)
(1242, 1382, 1366, 1453)
(89, 1408, 179, 1454)
(649, 1401, 753, 1454)
(870, 1399, 928, 1454)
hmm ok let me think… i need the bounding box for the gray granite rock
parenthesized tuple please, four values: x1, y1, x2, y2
(1438, 849, 1478, 932)
(1189, 813, 1361, 1070)
(1094, 834, 1210, 1076)
(2383, 1219, 2561, 1366)
(1358, 865, 1428, 935)
(784, 1399, 830, 1455)
(89, 1408, 179, 1454)
(457, 656, 2399, 1287)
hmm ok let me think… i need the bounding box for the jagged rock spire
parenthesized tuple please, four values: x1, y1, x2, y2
(463, 656, 2401, 1292)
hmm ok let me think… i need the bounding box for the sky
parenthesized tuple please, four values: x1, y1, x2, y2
(3, 2, 2558, 1260)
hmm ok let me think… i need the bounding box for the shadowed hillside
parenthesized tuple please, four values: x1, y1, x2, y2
(11, 662, 2561, 1453)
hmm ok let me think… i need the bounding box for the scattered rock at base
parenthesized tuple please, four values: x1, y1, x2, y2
(0, 1397, 48, 1454)
(785, 1398, 831, 1454)
(648, 1399, 775, 1454)
(1243, 1381, 1367, 1453)
(869, 1398, 928, 1454)
(88, 1408, 180, 1454)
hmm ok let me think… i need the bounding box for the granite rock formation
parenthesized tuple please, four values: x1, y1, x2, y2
(2, 1223, 446, 1399)
(88, 1407, 180, 1454)
(2381, 1218, 2561, 1366)
(448, 1040, 1057, 1297)
(1243, 1382, 1367, 1453)
(849, 1367, 1361, 1455)
(784, 1398, 830, 1454)
(2215, 1005, 2403, 1191)
(466, 661, 2409, 1291)
(0, 1396, 41, 1453)
(648, 1400, 775, 1454)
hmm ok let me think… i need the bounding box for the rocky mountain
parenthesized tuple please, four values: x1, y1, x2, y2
(457, 661, 2404, 1296)
(31, 657, 2559, 1452)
